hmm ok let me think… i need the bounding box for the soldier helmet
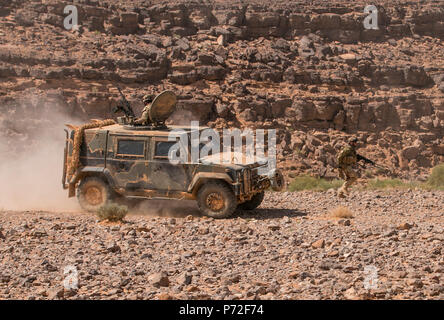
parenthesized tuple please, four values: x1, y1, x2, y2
(143, 94, 154, 103)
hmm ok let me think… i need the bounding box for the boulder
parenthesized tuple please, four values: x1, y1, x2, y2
(107, 12, 139, 35)
(403, 66, 431, 87)
(431, 144, 444, 155)
(401, 146, 420, 161)
(41, 14, 61, 27)
(217, 34, 227, 46)
(271, 39, 290, 52)
(176, 38, 191, 51)
(298, 36, 315, 58)
(148, 272, 170, 288)
(343, 103, 362, 131)
(188, 7, 217, 30)
(238, 108, 257, 122)
(245, 12, 280, 28)
(15, 9, 38, 27)
(289, 100, 316, 122)
(288, 14, 309, 30)
(311, 14, 341, 30)
(311, 239, 325, 249)
(314, 99, 342, 121)
(372, 67, 404, 86)
(212, 8, 244, 26)
(215, 100, 230, 117)
(197, 66, 226, 81)
(270, 98, 292, 118)
(338, 53, 357, 64)
(169, 71, 200, 85)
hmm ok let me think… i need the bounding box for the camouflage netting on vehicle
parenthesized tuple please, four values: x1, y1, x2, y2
(67, 119, 116, 182)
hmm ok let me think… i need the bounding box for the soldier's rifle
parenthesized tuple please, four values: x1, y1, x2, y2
(357, 154, 394, 176)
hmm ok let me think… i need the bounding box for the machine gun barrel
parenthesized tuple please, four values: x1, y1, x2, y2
(357, 154, 375, 165)
(115, 86, 135, 118)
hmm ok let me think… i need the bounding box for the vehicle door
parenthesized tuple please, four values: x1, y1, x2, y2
(147, 137, 194, 192)
(106, 134, 152, 190)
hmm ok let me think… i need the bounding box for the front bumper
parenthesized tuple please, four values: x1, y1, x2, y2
(235, 166, 284, 199)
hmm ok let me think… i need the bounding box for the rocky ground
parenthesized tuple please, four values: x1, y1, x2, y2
(0, 0, 443, 302)
(0, 190, 442, 300)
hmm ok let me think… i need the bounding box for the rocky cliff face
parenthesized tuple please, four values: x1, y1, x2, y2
(0, 0, 443, 179)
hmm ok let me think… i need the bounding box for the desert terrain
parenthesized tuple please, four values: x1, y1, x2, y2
(0, 0, 443, 300)
(0, 190, 443, 300)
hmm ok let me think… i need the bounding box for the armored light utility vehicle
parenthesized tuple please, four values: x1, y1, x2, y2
(63, 90, 284, 218)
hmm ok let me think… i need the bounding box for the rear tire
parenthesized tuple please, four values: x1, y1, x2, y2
(238, 191, 264, 210)
(77, 177, 112, 212)
(197, 181, 237, 219)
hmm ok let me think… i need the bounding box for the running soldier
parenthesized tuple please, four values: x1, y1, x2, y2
(337, 137, 375, 198)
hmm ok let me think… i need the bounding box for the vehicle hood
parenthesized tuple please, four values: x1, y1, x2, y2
(199, 151, 268, 169)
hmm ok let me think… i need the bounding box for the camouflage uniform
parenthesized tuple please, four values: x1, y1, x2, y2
(337, 144, 358, 197)
(134, 94, 154, 125)
(135, 103, 151, 125)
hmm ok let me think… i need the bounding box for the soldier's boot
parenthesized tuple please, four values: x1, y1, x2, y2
(344, 177, 357, 195)
(134, 118, 145, 125)
(337, 184, 347, 198)
(341, 184, 351, 196)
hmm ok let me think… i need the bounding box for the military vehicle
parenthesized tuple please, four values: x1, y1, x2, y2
(62, 90, 284, 218)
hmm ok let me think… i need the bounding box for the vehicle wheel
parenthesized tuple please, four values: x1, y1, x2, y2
(197, 181, 237, 219)
(238, 191, 264, 210)
(77, 177, 112, 212)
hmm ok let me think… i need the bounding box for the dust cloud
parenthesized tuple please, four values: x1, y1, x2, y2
(0, 96, 202, 216)
(127, 199, 201, 218)
(167, 109, 196, 125)
(0, 106, 81, 212)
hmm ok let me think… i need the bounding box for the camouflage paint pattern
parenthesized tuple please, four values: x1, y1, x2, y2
(64, 123, 277, 202)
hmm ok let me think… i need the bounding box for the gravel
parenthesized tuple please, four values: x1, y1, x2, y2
(0, 190, 442, 300)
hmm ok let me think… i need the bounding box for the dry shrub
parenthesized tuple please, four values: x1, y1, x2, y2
(329, 206, 354, 219)
(97, 203, 128, 222)
(427, 164, 444, 189)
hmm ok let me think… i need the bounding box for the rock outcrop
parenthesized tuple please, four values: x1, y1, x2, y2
(0, 0, 443, 179)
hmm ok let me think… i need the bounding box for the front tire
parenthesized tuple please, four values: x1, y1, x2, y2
(238, 191, 265, 210)
(197, 181, 237, 218)
(77, 177, 112, 212)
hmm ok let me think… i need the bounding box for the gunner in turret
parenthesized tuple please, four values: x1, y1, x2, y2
(134, 94, 155, 125)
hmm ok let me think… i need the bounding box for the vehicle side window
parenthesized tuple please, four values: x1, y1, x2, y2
(117, 140, 145, 157)
(154, 141, 177, 159)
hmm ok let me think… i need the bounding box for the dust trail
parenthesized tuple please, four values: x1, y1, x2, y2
(0, 93, 206, 215)
(0, 98, 81, 212)
(127, 199, 201, 218)
(168, 109, 197, 125)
